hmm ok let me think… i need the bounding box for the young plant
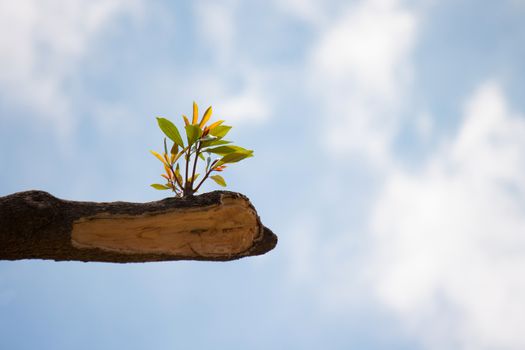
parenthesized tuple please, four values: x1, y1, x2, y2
(150, 102, 253, 197)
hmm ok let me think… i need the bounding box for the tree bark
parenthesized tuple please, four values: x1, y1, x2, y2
(0, 190, 277, 263)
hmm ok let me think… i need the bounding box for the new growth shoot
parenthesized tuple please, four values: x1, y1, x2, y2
(150, 102, 253, 197)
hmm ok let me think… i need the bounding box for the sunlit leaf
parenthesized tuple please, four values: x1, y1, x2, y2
(151, 184, 170, 190)
(209, 125, 232, 138)
(201, 138, 232, 149)
(157, 117, 184, 147)
(192, 101, 199, 124)
(210, 175, 227, 187)
(198, 153, 205, 160)
(170, 143, 178, 155)
(183, 115, 190, 126)
(185, 124, 202, 146)
(172, 150, 185, 164)
(199, 106, 212, 128)
(199, 135, 217, 142)
(215, 150, 253, 167)
(207, 120, 224, 131)
(188, 173, 200, 183)
(175, 163, 183, 184)
(206, 145, 251, 156)
(150, 150, 168, 165)
(205, 145, 236, 154)
(164, 164, 173, 178)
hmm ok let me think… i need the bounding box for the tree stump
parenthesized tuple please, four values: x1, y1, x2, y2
(0, 190, 277, 263)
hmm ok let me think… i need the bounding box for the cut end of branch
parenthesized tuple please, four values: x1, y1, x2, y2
(72, 195, 259, 258)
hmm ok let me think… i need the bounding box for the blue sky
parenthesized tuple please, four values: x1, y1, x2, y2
(1, 0, 525, 349)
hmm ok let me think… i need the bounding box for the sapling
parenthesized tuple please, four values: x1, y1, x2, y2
(150, 102, 253, 197)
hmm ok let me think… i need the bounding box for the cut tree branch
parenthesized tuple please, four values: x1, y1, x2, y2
(0, 190, 277, 263)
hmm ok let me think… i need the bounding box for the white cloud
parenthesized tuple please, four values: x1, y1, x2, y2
(368, 81, 525, 349)
(284, 80, 525, 349)
(273, 0, 327, 26)
(415, 111, 434, 140)
(191, 1, 272, 125)
(216, 87, 270, 124)
(309, 0, 417, 165)
(194, 0, 236, 64)
(0, 0, 141, 140)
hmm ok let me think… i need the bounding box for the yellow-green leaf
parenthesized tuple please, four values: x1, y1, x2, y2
(150, 150, 168, 165)
(192, 101, 199, 124)
(157, 117, 184, 147)
(209, 125, 232, 138)
(207, 120, 224, 131)
(206, 145, 250, 156)
(175, 163, 183, 184)
(188, 173, 200, 183)
(151, 184, 170, 190)
(215, 150, 253, 167)
(185, 124, 202, 146)
(170, 143, 179, 156)
(210, 175, 226, 187)
(201, 139, 232, 148)
(199, 106, 212, 128)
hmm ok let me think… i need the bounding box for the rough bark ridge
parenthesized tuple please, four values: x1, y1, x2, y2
(0, 190, 277, 263)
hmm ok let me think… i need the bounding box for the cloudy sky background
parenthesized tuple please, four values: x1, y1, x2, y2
(1, 0, 525, 349)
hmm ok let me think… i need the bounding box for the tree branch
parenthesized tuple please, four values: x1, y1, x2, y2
(0, 190, 277, 263)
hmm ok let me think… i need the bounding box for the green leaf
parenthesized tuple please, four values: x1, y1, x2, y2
(188, 173, 200, 183)
(185, 124, 203, 146)
(151, 184, 170, 190)
(206, 145, 251, 156)
(210, 175, 227, 187)
(209, 125, 232, 138)
(215, 150, 253, 167)
(198, 153, 206, 161)
(157, 117, 184, 147)
(201, 139, 232, 149)
(199, 135, 217, 142)
(170, 142, 179, 155)
(175, 164, 183, 184)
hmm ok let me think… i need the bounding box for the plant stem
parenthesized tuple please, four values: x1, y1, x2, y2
(173, 145, 189, 192)
(184, 146, 190, 196)
(169, 164, 183, 191)
(190, 142, 201, 192)
(193, 160, 217, 193)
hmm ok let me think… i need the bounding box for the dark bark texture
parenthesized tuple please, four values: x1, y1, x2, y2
(0, 190, 277, 263)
